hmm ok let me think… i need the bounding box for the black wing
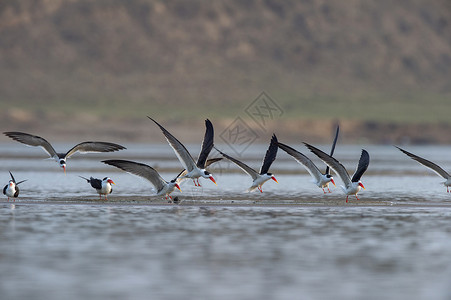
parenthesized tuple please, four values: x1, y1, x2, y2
(351, 149, 370, 182)
(326, 125, 340, 175)
(89, 177, 103, 190)
(65, 142, 126, 158)
(196, 119, 214, 169)
(2, 185, 6, 195)
(396, 146, 450, 179)
(9, 171, 16, 183)
(3, 131, 58, 158)
(148, 117, 197, 172)
(259, 134, 278, 175)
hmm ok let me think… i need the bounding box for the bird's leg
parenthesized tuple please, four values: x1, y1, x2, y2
(355, 195, 360, 201)
(346, 196, 349, 203)
(192, 179, 198, 187)
(197, 178, 202, 187)
(447, 186, 449, 193)
(327, 187, 332, 193)
(169, 195, 173, 200)
(258, 186, 263, 193)
(322, 188, 326, 194)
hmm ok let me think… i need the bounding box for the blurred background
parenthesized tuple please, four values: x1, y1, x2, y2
(0, 0, 450, 144)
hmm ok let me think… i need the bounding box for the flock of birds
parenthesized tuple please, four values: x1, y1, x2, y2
(2, 117, 451, 203)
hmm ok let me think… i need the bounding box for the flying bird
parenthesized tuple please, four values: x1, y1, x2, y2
(102, 159, 182, 200)
(304, 143, 369, 203)
(148, 117, 216, 187)
(278, 125, 339, 193)
(396, 146, 451, 192)
(215, 134, 279, 193)
(3, 131, 126, 173)
(176, 157, 223, 184)
(79, 176, 115, 200)
(3, 171, 27, 202)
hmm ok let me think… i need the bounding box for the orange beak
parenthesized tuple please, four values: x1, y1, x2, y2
(359, 182, 365, 190)
(210, 176, 217, 185)
(108, 179, 115, 185)
(272, 176, 278, 183)
(175, 183, 181, 192)
(331, 178, 336, 187)
(63, 165, 66, 174)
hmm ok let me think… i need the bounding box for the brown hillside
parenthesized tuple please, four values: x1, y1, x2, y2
(0, 1, 450, 143)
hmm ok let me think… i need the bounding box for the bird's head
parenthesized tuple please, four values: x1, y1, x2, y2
(326, 174, 336, 186)
(358, 181, 365, 190)
(203, 170, 217, 185)
(8, 180, 14, 188)
(104, 177, 115, 185)
(59, 159, 66, 173)
(268, 173, 278, 183)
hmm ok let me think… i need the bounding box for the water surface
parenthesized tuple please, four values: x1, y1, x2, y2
(2, 143, 451, 299)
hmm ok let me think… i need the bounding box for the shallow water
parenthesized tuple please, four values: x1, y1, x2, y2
(2, 143, 451, 299)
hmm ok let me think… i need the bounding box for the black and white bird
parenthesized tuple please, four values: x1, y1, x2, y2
(176, 157, 223, 184)
(3, 171, 27, 201)
(3, 131, 126, 173)
(79, 176, 115, 200)
(278, 125, 339, 193)
(396, 146, 451, 192)
(148, 117, 217, 187)
(304, 143, 369, 203)
(102, 159, 182, 200)
(215, 134, 279, 193)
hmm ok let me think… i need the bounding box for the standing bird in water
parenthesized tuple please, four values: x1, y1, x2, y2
(396, 146, 451, 192)
(278, 125, 339, 193)
(79, 176, 115, 200)
(304, 143, 370, 203)
(3, 131, 126, 173)
(148, 117, 217, 187)
(3, 171, 27, 201)
(215, 135, 279, 193)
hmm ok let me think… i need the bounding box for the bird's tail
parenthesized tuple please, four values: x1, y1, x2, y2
(78, 176, 90, 183)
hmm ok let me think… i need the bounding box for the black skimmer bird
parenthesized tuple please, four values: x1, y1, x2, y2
(176, 157, 223, 184)
(396, 146, 451, 192)
(148, 117, 217, 187)
(304, 143, 369, 203)
(79, 176, 115, 200)
(102, 159, 182, 200)
(215, 134, 279, 193)
(278, 125, 339, 193)
(3, 131, 126, 173)
(3, 171, 27, 201)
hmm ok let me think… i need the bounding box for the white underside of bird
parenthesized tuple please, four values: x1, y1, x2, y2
(4, 182, 16, 199)
(247, 174, 278, 193)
